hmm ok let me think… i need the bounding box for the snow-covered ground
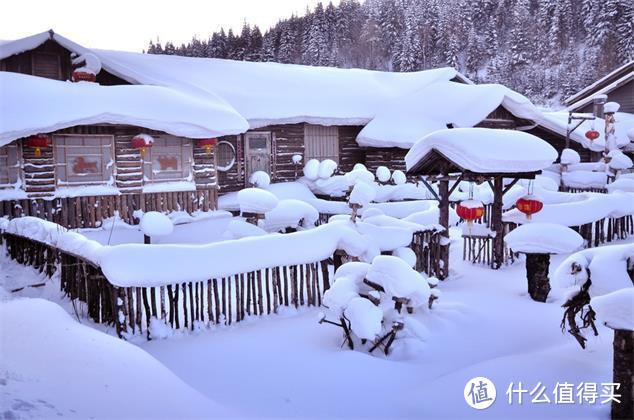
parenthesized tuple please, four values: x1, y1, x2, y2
(1, 227, 621, 419)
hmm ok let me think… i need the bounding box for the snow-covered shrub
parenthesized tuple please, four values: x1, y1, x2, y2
(249, 170, 271, 188)
(303, 159, 320, 181)
(555, 243, 634, 348)
(392, 170, 406, 185)
(321, 255, 439, 356)
(376, 166, 391, 183)
(318, 159, 338, 179)
(349, 182, 375, 207)
(607, 149, 633, 171)
(560, 148, 580, 166)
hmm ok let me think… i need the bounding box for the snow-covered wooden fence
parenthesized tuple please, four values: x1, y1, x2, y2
(1, 221, 339, 339)
(0, 189, 218, 229)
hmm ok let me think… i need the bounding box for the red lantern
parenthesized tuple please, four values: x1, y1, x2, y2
(198, 138, 218, 154)
(585, 130, 600, 141)
(131, 134, 154, 157)
(72, 70, 96, 82)
(26, 134, 50, 157)
(516, 195, 543, 220)
(456, 200, 485, 224)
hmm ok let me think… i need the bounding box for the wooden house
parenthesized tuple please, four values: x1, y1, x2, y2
(565, 61, 634, 114)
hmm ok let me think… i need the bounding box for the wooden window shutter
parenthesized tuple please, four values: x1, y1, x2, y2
(32, 52, 62, 80)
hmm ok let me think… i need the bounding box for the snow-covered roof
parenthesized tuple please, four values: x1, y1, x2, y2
(405, 128, 558, 174)
(0, 30, 94, 61)
(537, 111, 634, 152)
(564, 61, 633, 107)
(567, 72, 633, 113)
(0, 72, 248, 147)
(357, 81, 542, 149)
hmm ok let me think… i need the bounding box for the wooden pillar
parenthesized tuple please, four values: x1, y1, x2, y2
(438, 173, 450, 279)
(612, 329, 633, 420)
(525, 253, 551, 302)
(492, 176, 504, 269)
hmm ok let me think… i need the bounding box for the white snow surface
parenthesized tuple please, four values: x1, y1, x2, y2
(504, 223, 583, 254)
(607, 178, 634, 193)
(591, 288, 634, 331)
(248, 170, 271, 188)
(303, 159, 320, 181)
(0, 298, 230, 418)
(344, 297, 384, 340)
(376, 166, 391, 182)
(0, 72, 247, 147)
(560, 148, 581, 165)
(349, 182, 376, 206)
(366, 255, 431, 306)
(392, 170, 407, 185)
(405, 128, 558, 173)
(607, 149, 633, 170)
(604, 101, 620, 114)
(140, 211, 174, 237)
(262, 199, 319, 232)
(318, 159, 338, 179)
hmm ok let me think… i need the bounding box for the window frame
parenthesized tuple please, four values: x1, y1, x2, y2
(53, 134, 115, 186)
(0, 143, 22, 188)
(304, 124, 340, 163)
(142, 135, 193, 184)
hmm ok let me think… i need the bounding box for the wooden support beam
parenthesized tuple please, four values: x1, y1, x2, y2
(446, 175, 464, 198)
(502, 178, 521, 196)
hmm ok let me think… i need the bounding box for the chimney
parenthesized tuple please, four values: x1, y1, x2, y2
(593, 94, 607, 119)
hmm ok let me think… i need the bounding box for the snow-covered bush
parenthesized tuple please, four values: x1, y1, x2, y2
(607, 149, 633, 171)
(318, 159, 338, 179)
(555, 243, 634, 348)
(303, 159, 320, 181)
(321, 255, 439, 356)
(391, 170, 406, 185)
(249, 170, 271, 188)
(376, 166, 391, 183)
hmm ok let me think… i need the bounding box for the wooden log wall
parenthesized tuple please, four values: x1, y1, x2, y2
(2, 231, 332, 339)
(0, 189, 218, 229)
(21, 140, 56, 197)
(364, 147, 408, 173)
(270, 124, 306, 183)
(216, 135, 244, 193)
(338, 126, 365, 172)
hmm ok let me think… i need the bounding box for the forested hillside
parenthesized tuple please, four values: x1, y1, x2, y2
(146, 0, 633, 106)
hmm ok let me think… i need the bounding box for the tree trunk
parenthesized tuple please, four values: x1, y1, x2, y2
(438, 176, 450, 279)
(492, 176, 504, 269)
(525, 253, 551, 302)
(612, 329, 633, 420)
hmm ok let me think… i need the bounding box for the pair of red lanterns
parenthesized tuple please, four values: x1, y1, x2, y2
(457, 195, 543, 222)
(130, 135, 218, 156)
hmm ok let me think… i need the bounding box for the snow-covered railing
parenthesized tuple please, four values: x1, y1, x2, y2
(0, 217, 371, 339)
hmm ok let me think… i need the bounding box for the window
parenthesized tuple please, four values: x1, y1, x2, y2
(0, 144, 20, 187)
(54, 135, 114, 185)
(304, 125, 339, 163)
(32, 52, 62, 80)
(143, 135, 192, 183)
(215, 141, 236, 172)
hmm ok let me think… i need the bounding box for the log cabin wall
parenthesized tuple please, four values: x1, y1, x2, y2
(216, 124, 366, 194)
(573, 79, 634, 115)
(364, 147, 408, 173)
(525, 126, 593, 162)
(0, 124, 220, 227)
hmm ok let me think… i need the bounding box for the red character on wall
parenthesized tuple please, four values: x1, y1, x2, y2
(72, 157, 98, 174)
(158, 155, 178, 171)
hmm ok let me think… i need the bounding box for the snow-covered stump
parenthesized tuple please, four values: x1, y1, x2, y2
(611, 329, 634, 420)
(237, 187, 279, 226)
(140, 211, 174, 245)
(505, 223, 583, 302)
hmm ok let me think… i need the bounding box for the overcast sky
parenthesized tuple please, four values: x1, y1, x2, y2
(0, 0, 343, 52)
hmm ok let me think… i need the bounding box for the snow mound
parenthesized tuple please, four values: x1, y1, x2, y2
(604, 101, 620, 114)
(303, 159, 320, 181)
(366, 255, 430, 304)
(376, 166, 391, 183)
(349, 182, 376, 206)
(224, 219, 268, 239)
(262, 199, 319, 232)
(560, 148, 581, 165)
(405, 128, 558, 174)
(237, 188, 279, 214)
(140, 211, 174, 237)
(0, 298, 227, 417)
(392, 170, 407, 185)
(318, 159, 338, 179)
(344, 297, 383, 340)
(393, 246, 417, 268)
(249, 170, 271, 188)
(504, 223, 583, 254)
(591, 288, 634, 331)
(607, 178, 634, 193)
(607, 149, 632, 170)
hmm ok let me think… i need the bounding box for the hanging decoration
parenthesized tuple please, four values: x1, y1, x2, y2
(457, 200, 485, 224)
(198, 138, 218, 155)
(131, 134, 154, 157)
(72, 70, 97, 82)
(585, 130, 600, 141)
(516, 195, 543, 220)
(25, 134, 50, 157)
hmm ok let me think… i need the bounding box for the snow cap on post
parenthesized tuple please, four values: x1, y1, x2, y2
(591, 288, 634, 331)
(560, 148, 581, 165)
(249, 170, 271, 188)
(376, 166, 391, 183)
(603, 102, 620, 114)
(349, 182, 376, 207)
(303, 159, 320, 180)
(237, 187, 279, 214)
(504, 223, 583, 254)
(140, 212, 174, 237)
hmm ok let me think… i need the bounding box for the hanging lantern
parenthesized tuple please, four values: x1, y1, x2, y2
(456, 199, 485, 224)
(516, 195, 543, 220)
(198, 138, 218, 154)
(131, 134, 154, 157)
(25, 134, 50, 157)
(585, 130, 600, 141)
(72, 70, 96, 82)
